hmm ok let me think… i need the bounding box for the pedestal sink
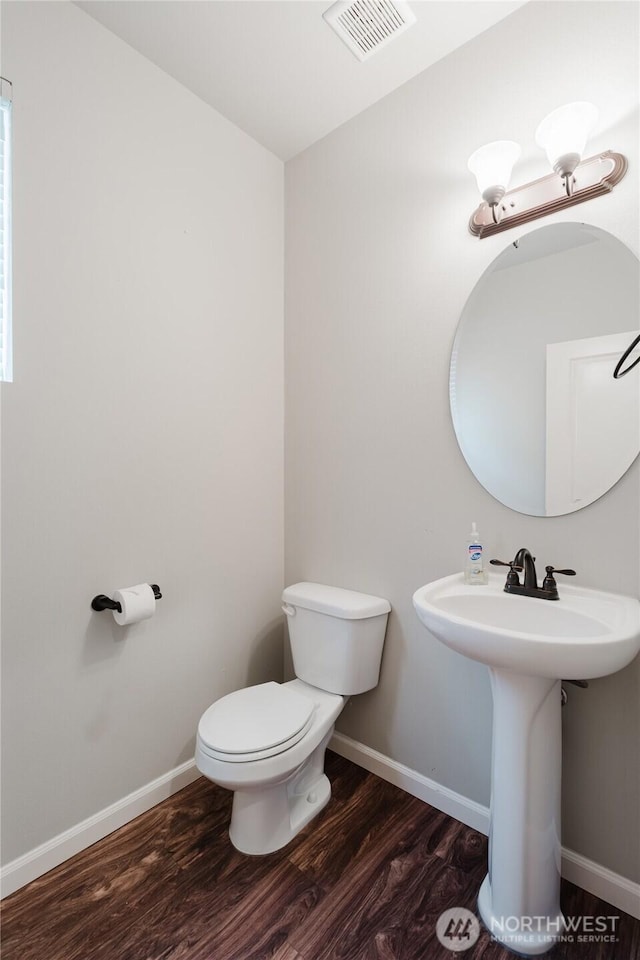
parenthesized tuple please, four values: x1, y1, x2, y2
(413, 572, 640, 956)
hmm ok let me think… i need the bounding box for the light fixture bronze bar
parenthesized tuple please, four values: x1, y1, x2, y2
(469, 150, 627, 239)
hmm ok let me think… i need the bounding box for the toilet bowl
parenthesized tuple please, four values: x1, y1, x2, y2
(195, 582, 390, 855)
(197, 679, 345, 854)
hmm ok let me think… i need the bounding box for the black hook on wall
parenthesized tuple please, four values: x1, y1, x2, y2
(613, 333, 640, 378)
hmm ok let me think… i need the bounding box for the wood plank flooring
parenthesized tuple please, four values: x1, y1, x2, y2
(2, 752, 638, 959)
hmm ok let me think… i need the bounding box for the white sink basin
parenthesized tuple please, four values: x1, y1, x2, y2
(412, 569, 640, 955)
(412, 572, 640, 679)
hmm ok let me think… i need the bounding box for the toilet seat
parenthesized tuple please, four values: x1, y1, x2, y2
(197, 681, 315, 763)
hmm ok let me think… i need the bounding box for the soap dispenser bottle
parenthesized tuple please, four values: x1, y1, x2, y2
(465, 521, 488, 585)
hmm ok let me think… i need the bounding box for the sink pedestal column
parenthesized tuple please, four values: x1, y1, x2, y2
(478, 669, 564, 956)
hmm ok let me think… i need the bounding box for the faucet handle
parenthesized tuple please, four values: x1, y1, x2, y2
(544, 566, 576, 577)
(490, 558, 523, 585)
(542, 565, 576, 596)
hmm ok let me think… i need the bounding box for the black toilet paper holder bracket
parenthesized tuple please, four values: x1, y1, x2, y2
(91, 584, 162, 613)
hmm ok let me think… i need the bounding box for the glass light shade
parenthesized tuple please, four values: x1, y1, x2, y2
(467, 140, 521, 204)
(535, 101, 598, 173)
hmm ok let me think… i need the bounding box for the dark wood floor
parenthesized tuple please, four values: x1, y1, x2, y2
(1, 752, 638, 959)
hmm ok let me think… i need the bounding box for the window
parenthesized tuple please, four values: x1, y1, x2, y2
(0, 79, 12, 382)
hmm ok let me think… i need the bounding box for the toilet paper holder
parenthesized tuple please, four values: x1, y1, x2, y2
(91, 584, 162, 613)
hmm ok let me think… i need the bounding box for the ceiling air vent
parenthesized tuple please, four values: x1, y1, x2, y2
(323, 0, 416, 62)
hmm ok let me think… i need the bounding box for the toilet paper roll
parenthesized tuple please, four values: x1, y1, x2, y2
(112, 583, 156, 626)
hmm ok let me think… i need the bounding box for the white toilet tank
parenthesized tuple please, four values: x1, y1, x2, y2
(282, 582, 390, 695)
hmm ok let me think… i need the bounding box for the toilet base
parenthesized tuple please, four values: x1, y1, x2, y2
(228, 729, 333, 855)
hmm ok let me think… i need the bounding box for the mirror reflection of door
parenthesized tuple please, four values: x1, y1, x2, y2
(451, 223, 640, 516)
(545, 332, 640, 515)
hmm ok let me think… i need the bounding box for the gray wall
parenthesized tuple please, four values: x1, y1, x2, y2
(1, 2, 284, 864)
(285, 1, 640, 881)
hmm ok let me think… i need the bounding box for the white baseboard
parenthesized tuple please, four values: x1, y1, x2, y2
(330, 731, 490, 835)
(330, 732, 640, 920)
(0, 759, 200, 899)
(3, 736, 638, 922)
(561, 848, 640, 920)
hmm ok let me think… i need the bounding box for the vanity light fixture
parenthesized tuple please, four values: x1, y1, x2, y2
(535, 101, 598, 196)
(468, 102, 627, 239)
(467, 141, 521, 222)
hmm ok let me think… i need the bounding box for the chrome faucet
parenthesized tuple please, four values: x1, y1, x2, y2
(490, 548, 576, 600)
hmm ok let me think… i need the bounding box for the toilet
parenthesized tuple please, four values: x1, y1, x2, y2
(195, 582, 390, 855)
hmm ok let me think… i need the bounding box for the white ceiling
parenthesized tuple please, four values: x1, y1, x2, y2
(76, 1, 527, 161)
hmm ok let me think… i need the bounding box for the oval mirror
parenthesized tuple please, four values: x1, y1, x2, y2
(451, 223, 640, 516)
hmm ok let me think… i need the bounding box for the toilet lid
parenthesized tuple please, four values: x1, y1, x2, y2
(198, 682, 315, 756)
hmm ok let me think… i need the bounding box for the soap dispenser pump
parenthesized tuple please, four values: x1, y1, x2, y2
(465, 521, 488, 585)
